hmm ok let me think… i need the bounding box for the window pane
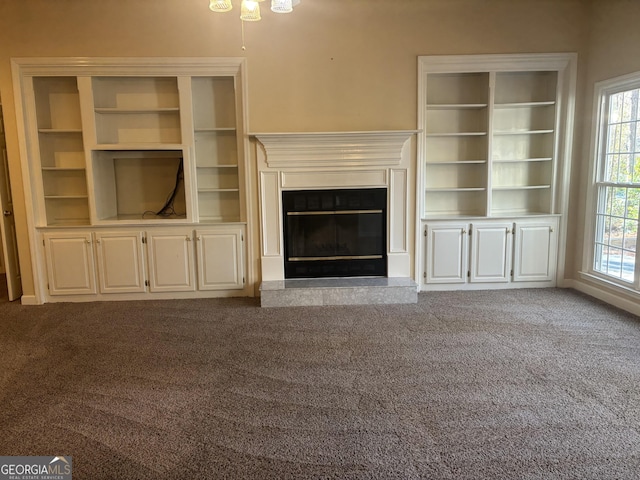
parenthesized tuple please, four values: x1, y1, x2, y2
(623, 219, 637, 250)
(605, 154, 618, 182)
(620, 123, 633, 153)
(608, 124, 621, 154)
(618, 154, 632, 183)
(609, 93, 622, 124)
(634, 154, 640, 183)
(626, 190, 640, 219)
(621, 251, 635, 282)
(612, 188, 627, 216)
(621, 91, 635, 123)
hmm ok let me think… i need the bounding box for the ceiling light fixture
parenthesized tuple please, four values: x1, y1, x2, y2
(209, 0, 301, 49)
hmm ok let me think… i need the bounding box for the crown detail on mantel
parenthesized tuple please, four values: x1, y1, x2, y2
(253, 130, 419, 168)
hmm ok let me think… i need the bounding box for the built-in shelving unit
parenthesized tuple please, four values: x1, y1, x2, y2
(423, 72, 490, 218)
(14, 58, 252, 304)
(33, 77, 90, 226)
(192, 76, 241, 223)
(420, 63, 563, 218)
(417, 53, 576, 291)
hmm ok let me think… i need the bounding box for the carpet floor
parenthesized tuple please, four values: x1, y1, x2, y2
(1, 282, 639, 479)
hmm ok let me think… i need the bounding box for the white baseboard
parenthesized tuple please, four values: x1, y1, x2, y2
(569, 279, 640, 317)
(19, 295, 40, 306)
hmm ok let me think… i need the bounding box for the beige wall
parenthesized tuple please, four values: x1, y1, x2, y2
(0, 0, 589, 297)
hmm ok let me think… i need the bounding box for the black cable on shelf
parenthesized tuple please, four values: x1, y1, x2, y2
(156, 158, 184, 217)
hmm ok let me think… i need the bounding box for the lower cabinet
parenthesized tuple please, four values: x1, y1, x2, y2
(195, 228, 244, 291)
(42, 225, 245, 300)
(43, 232, 97, 296)
(95, 231, 146, 294)
(146, 230, 196, 293)
(423, 217, 558, 290)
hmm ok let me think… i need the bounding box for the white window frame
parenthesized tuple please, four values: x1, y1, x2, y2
(582, 71, 640, 295)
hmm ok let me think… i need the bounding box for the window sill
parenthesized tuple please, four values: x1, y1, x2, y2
(578, 270, 640, 300)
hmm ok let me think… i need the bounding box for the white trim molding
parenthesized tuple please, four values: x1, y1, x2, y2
(253, 130, 418, 168)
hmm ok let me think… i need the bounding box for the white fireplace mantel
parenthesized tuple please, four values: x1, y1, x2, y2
(254, 130, 418, 282)
(253, 130, 419, 168)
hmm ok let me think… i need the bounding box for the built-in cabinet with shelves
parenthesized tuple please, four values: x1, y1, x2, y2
(15, 58, 252, 303)
(418, 54, 576, 290)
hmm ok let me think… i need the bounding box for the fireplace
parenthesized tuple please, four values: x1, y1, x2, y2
(283, 188, 387, 278)
(255, 130, 418, 306)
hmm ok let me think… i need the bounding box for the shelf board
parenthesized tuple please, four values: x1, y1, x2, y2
(426, 160, 487, 165)
(42, 167, 86, 171)
(98, 213, 188, 222)
(92, 143, 185, 151)
(194, 127, 236, 133)
(38, 128, 82, 134)
(492, 185, 551, 191)
(46, 219, 91, 227)
(198, 188, 240, 193)
(44, 195, 88, 199)
(494, 129, 554, 136)
(94, 107, 180, 114)
(494, 101, 556, 108)
(425, 132, 487, 137)
(426, 187, 486, 192)
(493, 157, 553, 163)
(196, 164, 238, 169)
(489, 210, 556, 217)
(423, 213, 486, 220)
(199, 216, 242, 224)
(427, 103, 488, 110)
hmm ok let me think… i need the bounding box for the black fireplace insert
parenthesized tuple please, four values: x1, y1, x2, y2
(282, 188, 387, 279)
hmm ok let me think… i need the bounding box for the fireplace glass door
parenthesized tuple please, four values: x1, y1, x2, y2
(283, 188, 387, 278)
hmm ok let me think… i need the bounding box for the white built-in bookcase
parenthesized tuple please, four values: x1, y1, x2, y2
(417, 53, 577, 291)
(13, 58, 252, 304)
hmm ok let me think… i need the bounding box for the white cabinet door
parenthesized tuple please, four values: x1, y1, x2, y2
(94, 231, 146, 294)
(146, 230, 196, 292)
(195, 227, 244, 290)
(513, 220, 557, 282)
(470, 222, 512, 283)
(43, 232, 96, 296)
(425, 223, 469, 284)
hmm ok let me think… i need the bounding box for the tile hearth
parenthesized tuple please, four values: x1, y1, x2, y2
(260, 277, 418, 307)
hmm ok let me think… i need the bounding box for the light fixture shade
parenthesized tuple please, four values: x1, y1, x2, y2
(240, 0, 261, 21)
(271, 0, 293, 13)
(209, 0, 232, 12)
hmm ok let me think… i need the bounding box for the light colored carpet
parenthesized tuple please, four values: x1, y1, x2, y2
(1, 283, 639, 479)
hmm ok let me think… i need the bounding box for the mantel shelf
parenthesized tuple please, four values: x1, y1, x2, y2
(252, 130, 420, 168)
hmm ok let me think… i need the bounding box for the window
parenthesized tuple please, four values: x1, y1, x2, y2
(588, 74, 640, 289)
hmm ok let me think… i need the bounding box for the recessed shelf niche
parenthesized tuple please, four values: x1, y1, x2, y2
(91, 149, 188, 222)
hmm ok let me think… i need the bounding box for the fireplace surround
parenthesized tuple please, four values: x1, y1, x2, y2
(254, 130, 418, 306)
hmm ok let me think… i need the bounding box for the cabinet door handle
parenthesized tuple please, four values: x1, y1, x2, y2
(462, 228, 467, 234)
(186, 236, 191, 242)
(550, 227, 554, 233)
(506, 228, 512, 234)
(2, 210, 11, 217)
